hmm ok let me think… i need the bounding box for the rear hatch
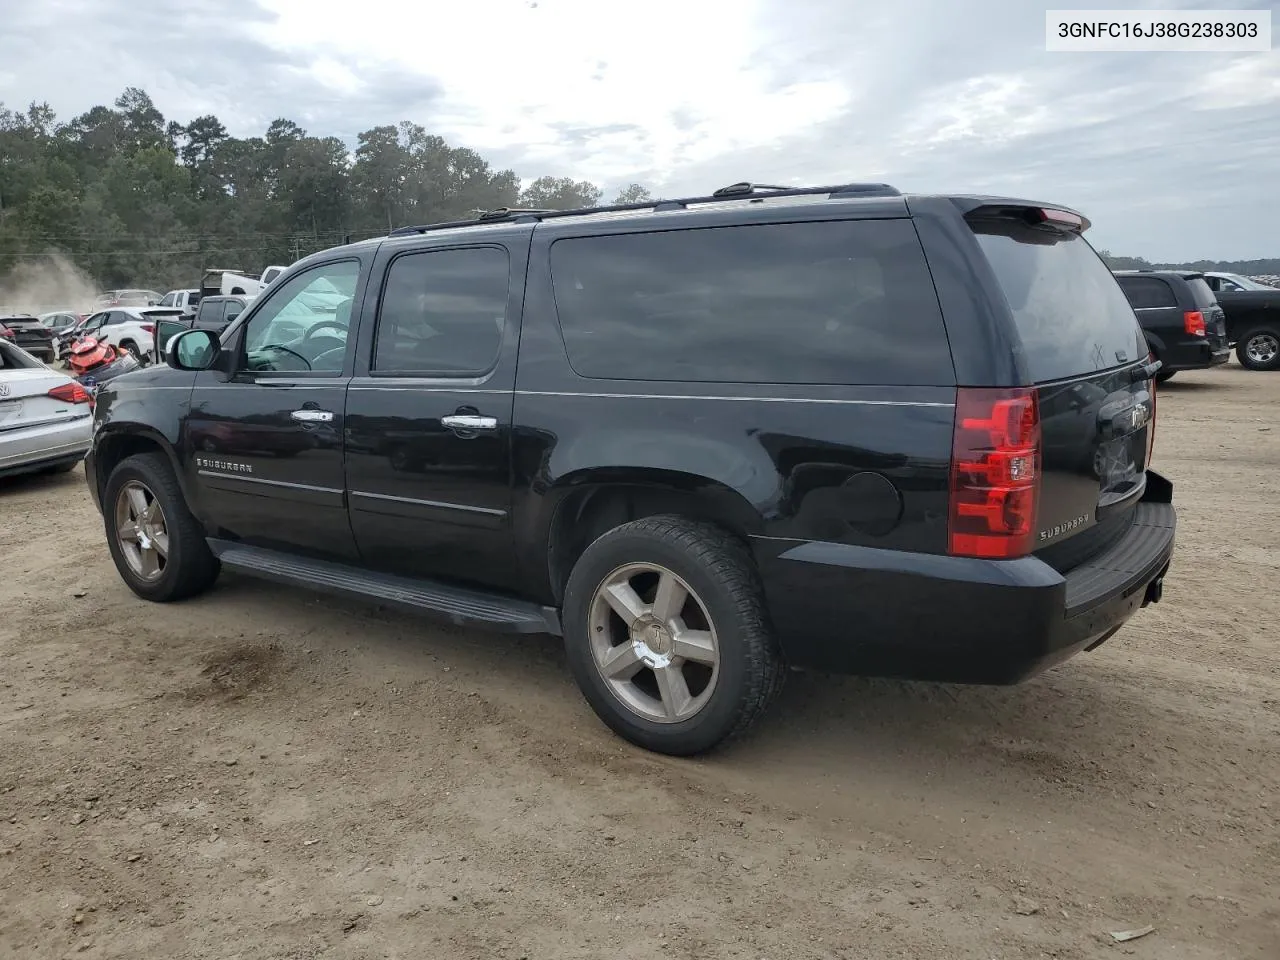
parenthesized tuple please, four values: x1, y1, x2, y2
(1184, 275, 1229, 350)
(968, 208, 1155, 573)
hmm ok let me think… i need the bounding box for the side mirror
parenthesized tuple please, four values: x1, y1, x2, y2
(165, 328, 220, 371)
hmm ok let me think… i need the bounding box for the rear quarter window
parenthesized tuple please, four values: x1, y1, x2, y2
(971, 221, 1146, 383)
(1186, 277, 1218, 309)
(549, 219, 954, 385)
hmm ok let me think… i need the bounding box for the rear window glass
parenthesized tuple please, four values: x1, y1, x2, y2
(549, 219, 953, 385)
(971, 221, 1146, 382)
(1117, 276, 1177, 309)
(1186, 277, 1217, 309)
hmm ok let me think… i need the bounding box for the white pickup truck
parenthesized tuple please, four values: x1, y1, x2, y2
(158, 289, 201, 317)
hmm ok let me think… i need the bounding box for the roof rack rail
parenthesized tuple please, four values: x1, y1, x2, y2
(387, 180, 903, 236)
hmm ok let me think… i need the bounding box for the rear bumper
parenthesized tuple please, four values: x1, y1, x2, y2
(754, 471, 1176, 683)
(0, 415, 92, 479)
(1163, 338, 1230, 371)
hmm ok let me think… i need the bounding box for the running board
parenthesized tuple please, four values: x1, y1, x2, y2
(207, 540, 561, 635)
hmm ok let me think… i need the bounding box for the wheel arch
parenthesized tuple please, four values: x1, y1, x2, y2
(94, 426, 191, 506)
(538, 468, 765, 606)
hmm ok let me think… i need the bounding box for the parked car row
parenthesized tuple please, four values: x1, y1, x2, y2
(1114, 269, 1280, 376)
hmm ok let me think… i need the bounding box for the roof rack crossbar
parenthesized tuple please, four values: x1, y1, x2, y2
(387, 180, 902, 236)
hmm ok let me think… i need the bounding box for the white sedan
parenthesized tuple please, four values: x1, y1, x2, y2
(0, 339, 93, 479)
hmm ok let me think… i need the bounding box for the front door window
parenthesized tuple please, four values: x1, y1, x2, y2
(241, 261, 359, 375)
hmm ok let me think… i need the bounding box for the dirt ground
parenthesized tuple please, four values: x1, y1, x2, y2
(1, 363, 1277, 960)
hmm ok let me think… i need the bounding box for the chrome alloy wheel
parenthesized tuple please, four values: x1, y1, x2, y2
(588, 562, 720, 723)
(1246, 332, 1279, 366)
(114, 480, 169, 581)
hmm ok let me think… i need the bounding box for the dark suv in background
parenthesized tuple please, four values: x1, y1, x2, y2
(85, 183, 1175, 755)
(1113, 270, 1230, 381)
(0, 315, 56, 363)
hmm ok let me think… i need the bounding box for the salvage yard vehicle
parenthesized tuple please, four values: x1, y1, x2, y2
(84, 182, 1176, 756)
(94, 289, 163, 309)
(0, 337, 93, 478)
(1113, 270, 1230, 382)
(1201, 271, 1280, 371)
(0, 314, 57, 363)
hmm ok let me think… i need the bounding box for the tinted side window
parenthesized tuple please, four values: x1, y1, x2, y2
(1117, 277, 1177, 309)
(159, 293, 175, 307)
(549, 219, 952, 385)
(243, 260, 360, 374)
(373, 247, 509, 376)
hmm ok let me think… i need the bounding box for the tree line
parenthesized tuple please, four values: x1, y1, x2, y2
(1097, 250, 1280, 276)
(0, 88, 655, 292)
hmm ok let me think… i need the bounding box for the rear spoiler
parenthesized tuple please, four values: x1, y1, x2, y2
(954, 198, 1091, 233)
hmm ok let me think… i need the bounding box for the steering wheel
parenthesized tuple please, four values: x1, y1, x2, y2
(303, 321, 348, 342)
(256, 343, 312, 371)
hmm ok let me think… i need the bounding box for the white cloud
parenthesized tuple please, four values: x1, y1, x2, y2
(251, 0, 851, 180)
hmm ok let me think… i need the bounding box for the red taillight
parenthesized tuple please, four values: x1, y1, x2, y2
(949, 387, 1041, 560)
(47, 382, 93, 404)
(140, 323, 155, 333)
(1183, 311, 1205, 336)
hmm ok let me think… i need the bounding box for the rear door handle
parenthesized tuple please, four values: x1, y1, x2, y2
(441, 414, 497, 432)
(290, 409, 334, 422)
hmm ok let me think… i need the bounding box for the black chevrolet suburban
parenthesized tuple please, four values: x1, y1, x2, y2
(1113, 270, 1230, 381)
(84, 183, 1176, 755)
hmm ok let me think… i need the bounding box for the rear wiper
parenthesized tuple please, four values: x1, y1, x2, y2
(1131, 357, 1162, 382)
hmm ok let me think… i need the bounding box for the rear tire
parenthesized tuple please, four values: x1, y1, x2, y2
(1236, 325, 1280, 371)
(562, 516, 784, 756)
(103, 452, 220, 602)
(1155, 370, 1176, 383)
(119, 340, 140, 360)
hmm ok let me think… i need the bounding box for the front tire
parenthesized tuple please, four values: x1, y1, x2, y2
(1237, 325, 1280, 371)
(562, 516, 784, 756)
(103, 452, 220, 602)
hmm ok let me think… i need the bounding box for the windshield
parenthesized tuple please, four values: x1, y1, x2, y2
(971, 218, 1146, 383)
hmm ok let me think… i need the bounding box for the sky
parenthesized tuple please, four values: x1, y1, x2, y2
(2, 0, 1278, 261)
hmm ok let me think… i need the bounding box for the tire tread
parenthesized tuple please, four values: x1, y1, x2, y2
(566, 515, 785, 754)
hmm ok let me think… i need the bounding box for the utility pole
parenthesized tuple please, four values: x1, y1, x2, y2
(290, 237, 302, 263)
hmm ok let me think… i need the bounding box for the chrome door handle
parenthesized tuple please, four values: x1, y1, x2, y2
(290, 409, 334, 422)
(441, 414, 497, 431)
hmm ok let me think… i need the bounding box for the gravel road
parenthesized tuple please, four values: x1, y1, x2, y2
(1, 363, 1277, 959)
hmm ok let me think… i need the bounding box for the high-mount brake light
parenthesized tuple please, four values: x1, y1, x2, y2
(1037, 208, 1085, 230)
(948, 387, 1041, 560)
(1183, 310, 1206, 336)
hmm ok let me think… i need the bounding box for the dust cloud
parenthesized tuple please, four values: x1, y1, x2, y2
(0, 254, 100, 316)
